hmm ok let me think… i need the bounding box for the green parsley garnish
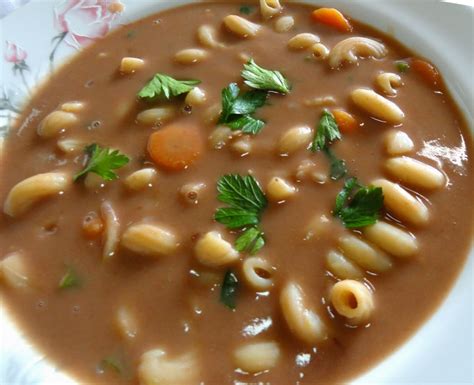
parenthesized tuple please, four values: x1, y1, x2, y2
(323, 147, 347, 181)
(395, 60, 410, 73)
(137, 73, 201, 101)
(58, 267, 81, 290)
(311, 109, 341, 152)
(220, 270, 239, 309)
(99, 356, 124, 375)
(239, 5, 254, 15)
(241, 59, 291, 94)
(215, 174, 267, 254)
(334, 177, 384, 228)
(74, 144, 129, 182)
(219, 83, 267, 135)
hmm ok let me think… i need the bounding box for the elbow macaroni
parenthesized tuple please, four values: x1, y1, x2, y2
(330, 280, 374, 325)
(288, 33, 320, 50)
(194, 231, 239, 267)
(267, 177, 296, 202)
(223, 15, 261, 38)
(328, 37, 387, 68)
(260, 0, 282, 19)
(376, 72, 402, 96)
(242, 256, 275, 291)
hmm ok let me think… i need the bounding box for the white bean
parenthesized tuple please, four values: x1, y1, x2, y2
(136, 107, 176, 126)
(197, 25, 225, 48)
(175, 48, 208, 64)
(120, 57, 145, 74)
(37, 110, 79, 138)
(278, 125, 312, 155)
(385, 156, 445, 189)
(223, 15, 261, 38)
(338, 235, 393, 273)
(233, 341, 280, 373)
(4, 172, 70, 217)
(231, 135, 253, 155)
(371, 179, 429, 226)
(208, 126, 235, 149)
(384, 130, 414, 155)
(60, 101, 85, 113)
(274, 15, 294, 33)
(362, 221, 418, 258)
(351, 88, 404, 124)
(194, 231, 239, 267)
(304, 96, 336, 107)
(122, 223, 179, 258)
(124, 168, 157, 191)
(101, 201, 120, 259)
(326, 250, 364, 280)
(184, 87, 207, 107)
(0, 252, 29, 288)
(56, 138, 83, 153)
(267, 177, 296, 202)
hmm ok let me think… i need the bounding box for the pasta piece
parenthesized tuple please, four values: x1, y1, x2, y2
(278, 125, 312, 155)
(274, 16, 295, 33)
(330, 280, 374, 325)
(203, 103, 222, 125)
(208, 126, 235, 149)
(384, 130, 414, 156)
(371, 179, 429, 226)
(304, 95, 336, 107)
(194, 231, 239, 267)
(351, 88, 404, 124)
(362, 221, 418, 258)
(233, 341, 280, 373)
(376, 72, 402, 96)
(101, 201, 120, 259)
(175, 48, 208, 64)
(138, 348, 199, 385)
(280, 281, 328, 344)
(326, 250, 364, 280)
(242, 257, 275, 291)
(136, 107, 176, 126)
(197, 25, 225, 48)
(122, 223, 178, 258)
(310, 43, 330, 60)
(115, 306, 138, 339)
(288, 33, 320, 50)
(60, 101, 85, 113)
(0, 252, 29, 288)
(223, 15, 261, 38)
(338, 235, 393, 273)
(37, 110, 79, 138)
(385, 156, 445, 189)
(328, 37, 387, 68)
(56, 138, 83, 153)
(231, 135, 253, 155)
(267, 177, 296, 202)
(120, 57, 145, 74)
(259, 0, 282, 19)
(3, 172, 70, 217)
(124, 168, 157, 191)
(179, 182, 206, 204)
(185, 87, 207, 107)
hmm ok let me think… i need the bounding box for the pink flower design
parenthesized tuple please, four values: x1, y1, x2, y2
(4, 41, 27, 64)
(53, 0, 123, 48)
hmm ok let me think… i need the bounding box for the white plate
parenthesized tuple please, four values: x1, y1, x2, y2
(0, 1, 473, 384)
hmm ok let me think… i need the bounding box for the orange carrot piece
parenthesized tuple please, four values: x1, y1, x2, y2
(311, 8, 352, 33)
(147, 123, 203, 171)
(411, 58, 440, 87)
(82, 211, 104, 239)
(333, 109, 358, 134)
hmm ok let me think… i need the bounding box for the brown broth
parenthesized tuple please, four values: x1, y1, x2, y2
(0, 2, 473, 384)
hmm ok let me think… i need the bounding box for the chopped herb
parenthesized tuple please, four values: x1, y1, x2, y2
(241, 59, 291, 94)
(125, 30, 136, 39)
(239, 5, 254, 15)
(219, 83, 267, 134)
(137, 73, 201, 101)
(311, 109, 341, 152)
(58, 267, 81, 290)
(235, 226, 265, 254)
(220, 270, 239, 309)
(395, 60, 410, 73)
(323, 147, 347, 181)
(334, 178, 384, 228)
(99, 356, 124, 375)
(215, 174, 267, 254)
(74, 144, 129, 182)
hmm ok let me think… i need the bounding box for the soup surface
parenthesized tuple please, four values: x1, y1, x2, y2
(0, 2, 473, 384)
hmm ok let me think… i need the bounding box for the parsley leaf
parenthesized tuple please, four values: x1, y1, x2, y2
(214, 207, 259, 229)
(235, 226, 265, 254)
(219, 83, 267, 134)
(74, 144, 129, 182)
(241, 59, 291, 94)
(395, 60, 410, 73)
(220, 270, 239, 309)
(99, 356, 124, 375)
(138, 73, 201, 101)
(323, 147, 347, 181)
(334, 178, 384, 228)
(58, 266, 81, 290)
(239, 5, 254, 15)
(216, 174, 267, 213)
(311, 109, 341, 152)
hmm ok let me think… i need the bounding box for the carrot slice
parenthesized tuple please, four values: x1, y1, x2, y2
(411, 58, 440, 87)
(333, 109, 358, 134)
(147, 123, 203, 171)
(311, 8, 352, 33)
